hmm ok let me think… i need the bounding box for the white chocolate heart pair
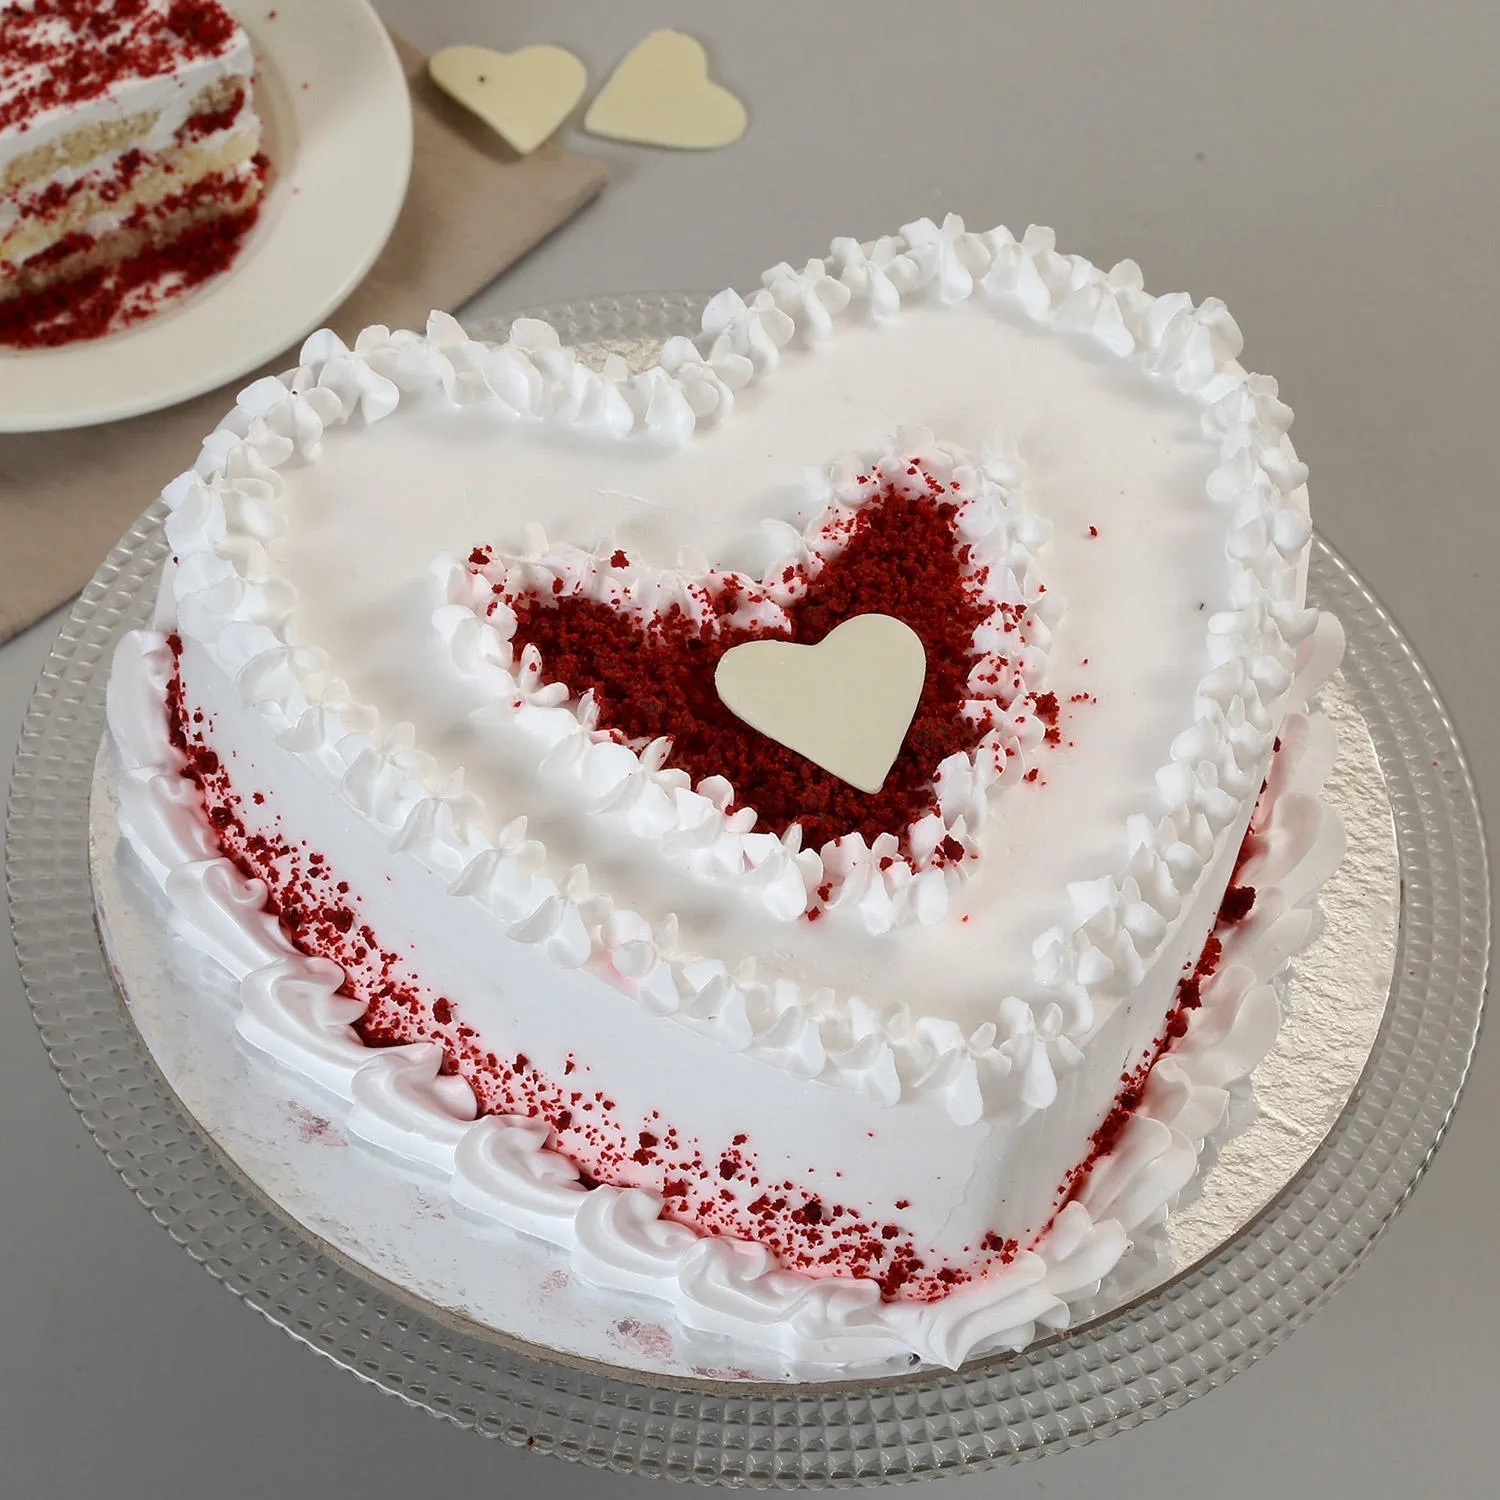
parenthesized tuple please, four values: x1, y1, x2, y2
(429, 30, 746, 157)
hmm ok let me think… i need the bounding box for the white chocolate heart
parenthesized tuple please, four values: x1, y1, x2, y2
(584, 30, 747, 150)
(714, 616, 927, 795)
(429, 44, 587, 156)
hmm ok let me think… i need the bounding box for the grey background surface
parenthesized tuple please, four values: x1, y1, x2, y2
(3, 1, 1497, 1495)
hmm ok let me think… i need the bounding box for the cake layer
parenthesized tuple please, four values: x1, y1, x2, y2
(109, 217, 1337, 1365)
(0, 122, 261, 295)
(0, 70, 244, 193)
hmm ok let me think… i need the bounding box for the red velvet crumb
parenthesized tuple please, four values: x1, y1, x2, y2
(497, 484, 992, 854)
(0, 159, 267, 349)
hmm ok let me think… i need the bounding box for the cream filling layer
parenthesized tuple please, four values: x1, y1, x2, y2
(0, 117, 259, 269)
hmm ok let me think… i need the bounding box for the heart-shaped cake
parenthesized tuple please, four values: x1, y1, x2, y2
(108, 216, 1343, 1371)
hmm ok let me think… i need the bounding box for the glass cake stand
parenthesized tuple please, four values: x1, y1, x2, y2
(6, 294, 1491, 1486)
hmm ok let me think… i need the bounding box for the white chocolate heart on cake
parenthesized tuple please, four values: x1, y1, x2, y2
(714, 614, 927, 796)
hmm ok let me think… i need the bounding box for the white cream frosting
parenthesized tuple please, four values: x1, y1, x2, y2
(0, 0, 254, 159)
(109, 613, 1345, 1368)
(106, 216, 1345, 1367)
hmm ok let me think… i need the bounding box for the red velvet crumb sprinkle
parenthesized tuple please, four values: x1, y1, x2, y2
(157, 644, 1270, 1306)
(163, 641, 1036, 1301)
(497, 484, 993, 854)
(1045, 816, 1263, 1226)
(0, 0, 241, 133)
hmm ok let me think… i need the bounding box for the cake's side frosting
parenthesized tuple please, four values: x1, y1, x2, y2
(105, 217, 1342, 1366)
(108, 613, 1345, 1368)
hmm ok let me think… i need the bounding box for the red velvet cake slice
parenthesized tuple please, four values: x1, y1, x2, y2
(0, 0, 264, 340)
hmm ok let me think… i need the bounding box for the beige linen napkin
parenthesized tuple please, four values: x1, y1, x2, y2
(0, 33, 606, 644)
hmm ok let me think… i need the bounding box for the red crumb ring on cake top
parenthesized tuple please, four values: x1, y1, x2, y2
(478, 475, 1068, 862)
(163, 636, 1255, 1304)
(0, 0, 240, 134)
(0, 154, 266, 347)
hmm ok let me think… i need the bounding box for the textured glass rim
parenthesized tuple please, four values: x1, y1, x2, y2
(5, 291, 1489, 1487)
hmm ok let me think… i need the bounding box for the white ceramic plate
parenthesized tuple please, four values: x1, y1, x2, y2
(0, 0, 412, 433)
